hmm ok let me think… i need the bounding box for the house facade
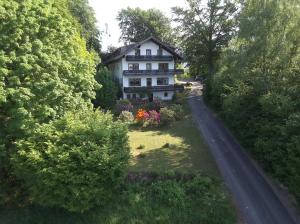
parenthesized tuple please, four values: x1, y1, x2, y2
(103, 37, 184, 101)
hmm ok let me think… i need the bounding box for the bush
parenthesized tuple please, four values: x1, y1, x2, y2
(160, 107, 176, 126)
(172, 92, 186, 104)
(93, 66, 119, 109)
(144, 98, 164, 111)
(119, 111, 134, 123)
(115, 99, 133, 115)
(169, 104, 184, 120)
(11, 110, 130, 212)
(135, 109, 149, 122)
(143, 110, 160, 127)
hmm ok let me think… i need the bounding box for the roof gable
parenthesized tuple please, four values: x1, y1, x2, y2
(103, 37, 183, 64)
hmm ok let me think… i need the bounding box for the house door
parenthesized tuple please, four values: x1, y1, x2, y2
(148, 93, 153, 102)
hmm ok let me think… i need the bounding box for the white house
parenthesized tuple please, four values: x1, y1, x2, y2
(103, 37, 184, 101)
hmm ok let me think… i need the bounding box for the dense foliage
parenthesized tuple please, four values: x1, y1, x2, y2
(93, 66, 119, 109)
(173, 0, 237, 76)
(68, 0, 101, 54)
(11, 110, 129, 212)
(206, 0, 300, 203)
(0, 0, 130, 212)
(0, 0, 98, 174)
(0, 175, 236, 224)
(117, 7, 174, 44)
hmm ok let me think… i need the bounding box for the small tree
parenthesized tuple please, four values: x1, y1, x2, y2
(11, 110, 130, 212)
(93, 66, 119, 109)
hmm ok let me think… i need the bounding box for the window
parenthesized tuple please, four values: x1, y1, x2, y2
(164, 92, 168, 97)
(157, 48, 163, 56)
(128, 63, 139, 70)
(146, 63, 152, 70)
(135, 48, 140, 56)
(129, 78, 141, 87)
(147, 78, 152, 87)
(157, 78, 169, 85)
(158, 63, 168, 71)
(127, 94, 131, 99)
(132, 93, 137, 99)
(146, 49, 151, 56)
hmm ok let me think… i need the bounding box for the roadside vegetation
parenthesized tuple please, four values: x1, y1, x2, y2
(176, 0, 300, 206)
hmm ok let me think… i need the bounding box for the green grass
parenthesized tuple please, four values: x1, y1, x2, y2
(0, 177, 236, 224)
(0, 100, 236, 224)
(128, 104, 220, 178)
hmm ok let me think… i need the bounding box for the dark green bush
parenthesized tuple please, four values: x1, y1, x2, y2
(11, 110, 130, 212)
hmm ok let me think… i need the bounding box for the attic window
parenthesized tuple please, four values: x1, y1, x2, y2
(135, 49, 140, 56)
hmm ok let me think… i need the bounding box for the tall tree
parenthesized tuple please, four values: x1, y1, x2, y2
(0, 0, 98, 200)
(68, 0, 102, 54)
(208, 0, 300, 203)
(54, 0, 101, 55)
(173, 0, 237, 76)
(117, 7, 174, 44)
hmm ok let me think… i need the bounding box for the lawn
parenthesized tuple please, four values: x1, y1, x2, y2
(0, 99, 236, 224)
(128, 103, 220, 178)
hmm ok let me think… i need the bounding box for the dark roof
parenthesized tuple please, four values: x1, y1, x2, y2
(102, 36, 183, 65)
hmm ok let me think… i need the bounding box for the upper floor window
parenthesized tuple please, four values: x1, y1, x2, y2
(157, 48, 163, 56)
(135, 48, 140, 56)
(128, 63, 139, 70)
(157, 78, 169, 85)
(158, 63, 168, 71)
(146, 63, 152, 70)
(146, 49, 151, 56)
(129, 78, 141, 87)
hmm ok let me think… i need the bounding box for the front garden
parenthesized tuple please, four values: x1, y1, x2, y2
(0, 92, 236, 224)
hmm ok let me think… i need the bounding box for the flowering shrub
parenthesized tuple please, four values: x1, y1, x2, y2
(115, 100, 133, 115)
(143, 110, 160, 127)
(136, 109, 149, 121)
(119, 111, 134, 123)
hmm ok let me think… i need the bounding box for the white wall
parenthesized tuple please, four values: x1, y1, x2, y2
(123, 75, 174, 87)
(124, 91, 174, 101)
(126, 41, 172, 56)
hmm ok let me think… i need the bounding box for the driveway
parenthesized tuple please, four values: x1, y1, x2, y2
(187, 83, 299, 224)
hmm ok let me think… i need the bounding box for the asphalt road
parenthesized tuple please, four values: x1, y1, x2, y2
(188, 84, 299, 224)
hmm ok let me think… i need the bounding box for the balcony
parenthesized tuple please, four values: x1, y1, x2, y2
(123, 84, 184, 93)
(123, 69, 184, 76)
(126, 55, 173, 61)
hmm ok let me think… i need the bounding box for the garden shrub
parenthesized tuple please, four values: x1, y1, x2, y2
(135, 109, 149, 122)
(118, 111, 134, 123)
(172, 92, 186, 104)
(143, 110, 160, 127)
(115, 99, 133, 115)
(11, 110, 130, 212)
(144, 98, 164, 111)
(160, 107, 176, 126)
(169, 104, 184, 120)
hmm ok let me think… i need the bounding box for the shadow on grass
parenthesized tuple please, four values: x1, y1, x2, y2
(129, 106, 220, 178)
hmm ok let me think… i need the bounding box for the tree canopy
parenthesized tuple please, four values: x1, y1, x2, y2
(173, 0, 237, 76)
(207, 0, 300, 203)
(0, 0, 129, 211)
(117, 7, 174, 44)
